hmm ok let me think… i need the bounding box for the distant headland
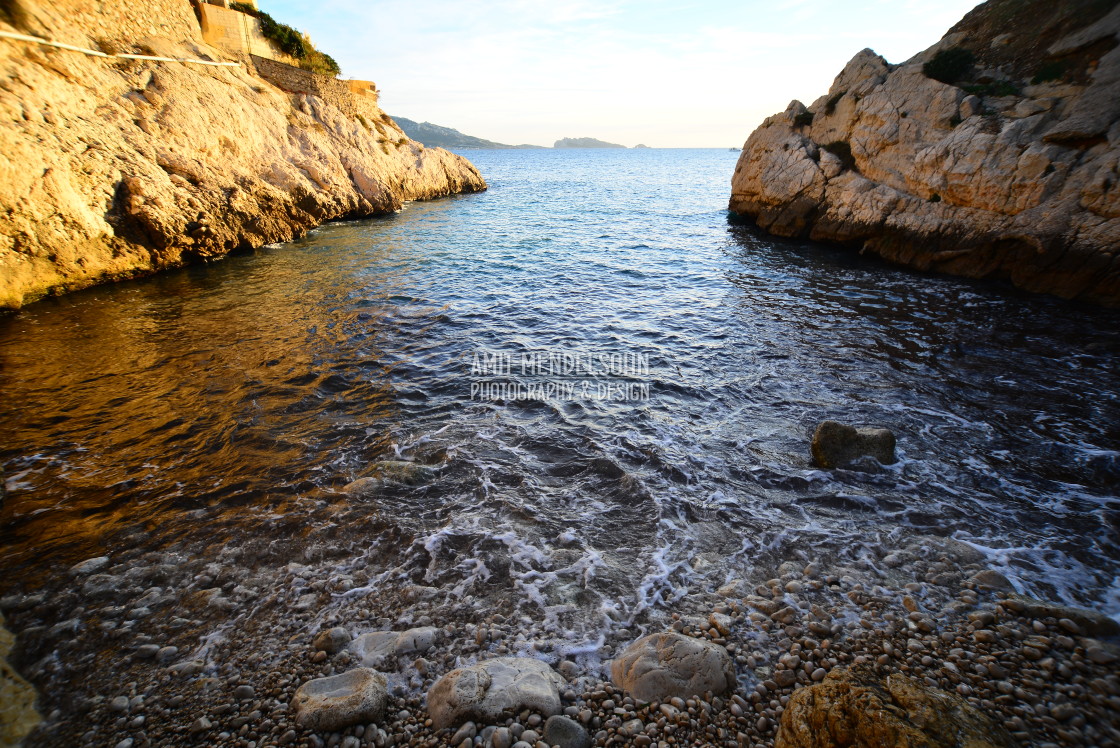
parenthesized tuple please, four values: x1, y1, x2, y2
(554, 137, 626, 148)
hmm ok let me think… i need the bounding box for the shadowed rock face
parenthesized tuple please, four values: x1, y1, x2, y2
(729, 0, 1120, 306)
(0, 0, 486, 310)
(775, 665, 1014, 748)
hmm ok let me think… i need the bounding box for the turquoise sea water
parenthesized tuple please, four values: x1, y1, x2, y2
(1, 148, 1119, 630)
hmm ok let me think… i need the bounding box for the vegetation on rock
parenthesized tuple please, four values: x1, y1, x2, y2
(923, 47, 975, 84)
(230, 2, 341, 76)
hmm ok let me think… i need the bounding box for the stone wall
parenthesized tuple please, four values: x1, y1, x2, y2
(251, 55, 359, 116)
(198, 4, 278, 60)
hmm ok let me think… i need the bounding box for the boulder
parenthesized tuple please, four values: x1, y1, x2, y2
(291, 668, 388, 732)
(426, 657, 565, 730)
(543, 714, 591, 748)
(349, 626, 440, 667)
(312, 626, 351, 654)
(610, 632, 736, 703)
(775, 665, 1013, 748)
(810, 420, 896, 468)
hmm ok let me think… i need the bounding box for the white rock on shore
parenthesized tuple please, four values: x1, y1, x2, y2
(291, 668, 388, 732)
(426, 657, 566, 730)
(610, 632, 736, 702)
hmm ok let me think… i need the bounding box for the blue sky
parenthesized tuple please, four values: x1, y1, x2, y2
(259, 0, 982, 147)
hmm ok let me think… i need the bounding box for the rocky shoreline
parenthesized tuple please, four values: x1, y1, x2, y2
(728, 0, 1120, 306)
(0, 0, 486, 310)
(2, 528, 1117, 748)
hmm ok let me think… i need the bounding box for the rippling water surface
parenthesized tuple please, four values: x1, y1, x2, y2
(2, 148, 1120, 637)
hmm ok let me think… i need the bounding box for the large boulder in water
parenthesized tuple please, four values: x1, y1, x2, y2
(810, 420, 896, 468)
(610, 632, 736, 702)
(775, 665, 1013, 748)
(427, 657, 565, 730)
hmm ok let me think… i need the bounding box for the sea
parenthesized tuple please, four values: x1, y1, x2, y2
(2, 147, 1119, 641)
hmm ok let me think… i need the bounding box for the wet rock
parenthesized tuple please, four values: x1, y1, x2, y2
(543, 714, 591, 748)
(810, 421, 897, 469)
(344, 462, 437, 496)
(69, 556, 111, 575)
(969, 570, 1013, 589)
(775, 665, 1013, 748)
(314, 626, 352, 654)
(349, 626, 439, 667)
(610, 632, 736, 702)
(427, 657, 565, 730)
(292, 668, 388, 732)
(1001, 596, 1120, 637)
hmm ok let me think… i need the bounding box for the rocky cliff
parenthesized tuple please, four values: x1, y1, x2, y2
(0, 0, 486, 310)
(729, 0, 1120, 305)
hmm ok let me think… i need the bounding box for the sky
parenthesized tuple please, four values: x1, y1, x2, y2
(258, 0, 983, 148)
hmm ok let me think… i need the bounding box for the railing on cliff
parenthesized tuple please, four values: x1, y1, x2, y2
(0, 29, 241, 66)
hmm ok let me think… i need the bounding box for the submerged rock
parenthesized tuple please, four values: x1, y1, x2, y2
(810, 420, 896, 468)
(343, 461, 438, 496)
(610, 632, 736, 702)
(775, 665, 1013, 748)
(291, 668, 388, 731)
(426, 657, 565, 730)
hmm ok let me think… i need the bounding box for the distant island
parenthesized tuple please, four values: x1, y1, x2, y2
(554, 137, 626, 148)
(393, 117, 546, 150)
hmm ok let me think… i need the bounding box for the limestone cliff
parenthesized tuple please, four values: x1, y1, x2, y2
(0, 0, 486, 310)
(729, 0, 1120, 305)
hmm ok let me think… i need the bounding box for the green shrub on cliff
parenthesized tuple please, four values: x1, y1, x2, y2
(300, 49, 341, 76)
(923, 47, 974, 85)
(229, 3, 341, 75)
(792, 111, 814, 128)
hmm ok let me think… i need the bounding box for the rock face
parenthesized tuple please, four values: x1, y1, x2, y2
(1, 612, 40, 747)
(426, 657, 565, 730)
(775, 665, 1013, 748)
(610, 632, 736, 703)
(0, 0, 486, 310)
(291, 668, 388, 732)
(810, 421, 896, 468)
(729, 0, 1120, 305)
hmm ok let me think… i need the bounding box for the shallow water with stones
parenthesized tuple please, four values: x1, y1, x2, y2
(1, 148, 1119, 695)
